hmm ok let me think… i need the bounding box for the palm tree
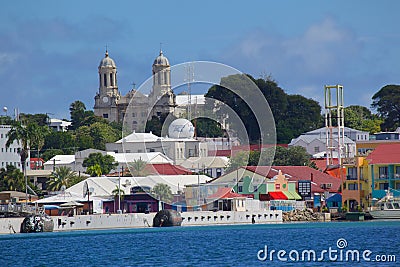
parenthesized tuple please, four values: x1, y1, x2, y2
(6, 121, 33, 199)
(151, 183, 173, 203)
(6, 121, 30, 171)
(0, 165, 25, 191)
(128, 158, 148, 176)
(112, 185, 125, 212)
(47, 166, 78, 191)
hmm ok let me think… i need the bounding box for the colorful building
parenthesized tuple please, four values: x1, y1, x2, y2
(366, 143, 400, 199)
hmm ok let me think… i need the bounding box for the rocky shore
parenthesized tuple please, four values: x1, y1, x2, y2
(283, 209, 329, 222)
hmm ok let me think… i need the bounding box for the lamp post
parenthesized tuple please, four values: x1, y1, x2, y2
(118, 167, 121, 213)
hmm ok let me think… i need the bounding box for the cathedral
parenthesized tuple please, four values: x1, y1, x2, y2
(94, 50, 176, 132)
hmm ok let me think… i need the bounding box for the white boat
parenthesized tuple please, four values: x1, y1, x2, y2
(369, 190, 400, 219)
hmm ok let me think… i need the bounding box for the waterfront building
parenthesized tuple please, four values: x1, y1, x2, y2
(342, 156, 369, 211)
(366, 143, 400, 199)
(35, 174, 212, 214)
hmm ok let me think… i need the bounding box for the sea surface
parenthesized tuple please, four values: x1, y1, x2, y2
(0, 220, 399, 267)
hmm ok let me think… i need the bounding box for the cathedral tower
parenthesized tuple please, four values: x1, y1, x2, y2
(94, 50, 121, 121)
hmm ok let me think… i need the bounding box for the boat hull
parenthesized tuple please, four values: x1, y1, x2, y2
(369, 210, 400, 219)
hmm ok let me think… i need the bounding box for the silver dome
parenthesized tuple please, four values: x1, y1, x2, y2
(99, 51, 116, 68)
(153, 50, 170, 66)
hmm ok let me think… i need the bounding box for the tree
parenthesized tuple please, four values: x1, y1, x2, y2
(69, 100, 87, 130)
(205, 74, 322, 144)
(227, 146, 316, 168)
(47, 166, 80, 191)
(19, 113, 49, 126)
(226, 151, 250, 172)
(86, 164, 102, 177)
(0, 165, 25, 191)
(6, 121, 35, 174)
(193, 118, 224, 137)
(128, 158, 148, 177)
(82, 153, 118, 175)
(151, 183, 173, 202)
(372, 84, 400, 130)
(28, 123, 50, 160)
(43, 131, 76, 154)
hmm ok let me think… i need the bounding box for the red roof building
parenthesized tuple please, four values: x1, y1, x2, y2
(207, 187, 244, 199)
(145, 164, 192, 175)
(245, 166, 341, 193)
(366, 143, 400, 164)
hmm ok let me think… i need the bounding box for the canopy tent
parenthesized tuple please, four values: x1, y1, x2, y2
(283, 191, 302, 200)
(60, 201, 84, 207)
(268, 192, 288, 200)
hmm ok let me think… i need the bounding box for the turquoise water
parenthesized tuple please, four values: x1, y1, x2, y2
(0, 220, 399, 266)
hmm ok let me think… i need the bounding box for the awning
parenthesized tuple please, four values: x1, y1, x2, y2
(283, 191, 302, 200)
(43, 205, 60, 210)
(268, 192, 288, 200)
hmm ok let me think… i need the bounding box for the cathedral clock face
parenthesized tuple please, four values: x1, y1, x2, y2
(102, 96, 109, 103)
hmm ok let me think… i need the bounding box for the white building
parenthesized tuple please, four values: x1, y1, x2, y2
(0, 125, 30, 171)
(289, 134, 356, 158)
(43, 149, 173, 173)
(177, 156, 229, 178)
(106, 119, 208, 163)
(301, 127, 369, 142)
(48, 118, 71, 132)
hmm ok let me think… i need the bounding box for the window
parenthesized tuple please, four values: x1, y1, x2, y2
(379, 183, 389, 190)
(238, 185, 243, 192)
(110, 73, 113, 86)
(379, 167, 388, 178)
(103, 114, 108, 119)
(0, 134, 2, 138)
(396, 166, 400, 176)
(275, 184, 280, 190)
(314, 146, 320, 153)
(103, 73, 107, 87)
(359, 167, 364, 180)
(132, 113, 136, 117)
(348, 183, 358, 190)
(347, 167, 357, 180)
(149, 148, 155, 152)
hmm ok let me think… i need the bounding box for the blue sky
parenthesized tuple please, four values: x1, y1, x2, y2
(1, 0, 399, 119)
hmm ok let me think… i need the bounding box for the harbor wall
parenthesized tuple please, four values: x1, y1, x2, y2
(0, 210, 283, 234)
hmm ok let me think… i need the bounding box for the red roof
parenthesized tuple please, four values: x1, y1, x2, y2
(312, 158, 339, 171)
(145, 164, 192, 175)
(366, 143, 400, 164)
(268, 191, 288, 200)
(245, 166, 341, 193)
(207, 188, 244, 199)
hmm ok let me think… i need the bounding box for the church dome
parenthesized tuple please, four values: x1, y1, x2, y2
(153, 50, 169, 66)
(99, 50, 116, 68)
(168, 119, 195, 139)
